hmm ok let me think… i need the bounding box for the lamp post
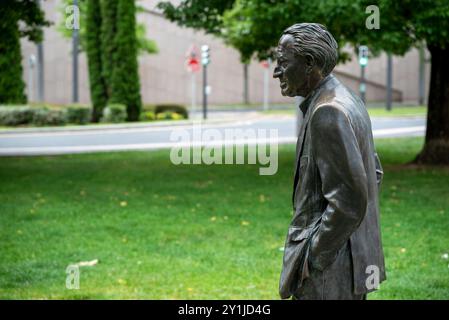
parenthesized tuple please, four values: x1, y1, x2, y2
(72, 0, 79, 103)
(201, 45, 210, 120)
(358, 45, 369, 104)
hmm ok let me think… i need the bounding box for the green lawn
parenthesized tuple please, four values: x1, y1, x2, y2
(0, 137, 448, 299)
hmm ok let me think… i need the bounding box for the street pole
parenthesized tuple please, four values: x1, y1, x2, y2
(28, 55, 36, 102)
(191, 73, 196, 116)
(202, 63, 207, 120)
(386, 53, 393, 111)
(263, 58, 271, 111)
(36, 0, 44, 102)
(201, 45, 210, 120)
(72, 0, 79, 103)
(358, 45, 368, 105)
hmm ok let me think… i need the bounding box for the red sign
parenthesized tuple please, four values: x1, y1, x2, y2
(186, 57, 200, 73)
(260, 60, 270, 69)
(186, 45, 201, 73)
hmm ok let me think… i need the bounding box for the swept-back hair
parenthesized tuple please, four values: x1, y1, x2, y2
(282, 23, 338, 76)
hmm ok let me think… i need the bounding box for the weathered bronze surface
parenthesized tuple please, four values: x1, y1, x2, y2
(274, 23, 386, 300)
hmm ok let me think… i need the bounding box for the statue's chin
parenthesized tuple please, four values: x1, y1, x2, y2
(282, 91, 296, 97)
(281, 88, 294, 97)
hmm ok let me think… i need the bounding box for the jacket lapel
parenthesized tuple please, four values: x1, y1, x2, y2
(292, 98, 314, 207)
(291, 75, 336, 208)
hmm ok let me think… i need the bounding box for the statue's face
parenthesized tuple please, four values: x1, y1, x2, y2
(273, 34, 311, 97)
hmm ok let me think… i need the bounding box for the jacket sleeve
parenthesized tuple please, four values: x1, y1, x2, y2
(309, 105, 368, 271)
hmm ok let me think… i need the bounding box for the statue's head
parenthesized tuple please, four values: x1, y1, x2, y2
(273, 23, 338, 97)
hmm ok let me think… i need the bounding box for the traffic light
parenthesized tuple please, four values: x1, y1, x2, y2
(201, 45, 210, 66)
(358, 45, 369, 67)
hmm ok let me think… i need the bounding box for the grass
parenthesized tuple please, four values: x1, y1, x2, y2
(262, 105, 427, 118)
(0, 137, 448, 299)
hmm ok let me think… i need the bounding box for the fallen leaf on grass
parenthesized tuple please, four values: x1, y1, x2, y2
(75, 259, 99, 267)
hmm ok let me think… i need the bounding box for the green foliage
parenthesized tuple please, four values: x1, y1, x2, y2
(101, 104, 127, 123)
(31, 108, 67, 126)
(110, 0, 142, 122)
(57, 0, 158, 55)
(86, 0, 107, 122)
(139, 110, 156, 121)
(154, 104, 188, 119)
(0, 1, 49, 104)
(100, 0, 118, 97)
(66, 105, 92, 124)
(58, 0, 156, 123)
(157, 0, 234, 36)
(0, 106, 36, 126)
(0, 17, 26, 104)
(159, 0, 449, 60)
(155, 111, 184, 120)
(0, 105, 67, 127)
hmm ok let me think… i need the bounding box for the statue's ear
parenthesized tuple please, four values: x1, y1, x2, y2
(305, 55, 315, 74)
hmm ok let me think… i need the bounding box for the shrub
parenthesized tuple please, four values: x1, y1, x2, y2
(155, 111, 184, 121)
(32, 108, 67, 126)
(0, 106, 36, 126)
(154, 104, 188, 119)
(171, 112, 184, 120)
(140, 110, 155, 121)
(101, 104, 127, 123)
(66, 105, 92, 124)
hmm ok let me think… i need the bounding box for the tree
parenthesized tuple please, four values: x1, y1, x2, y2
(59, 0, 157, 121)
(58, 0, 158, 56)
(0, 0, 49, 104)
(100, 0, 118, 99)
(86, 0, 107, 122)
(110, 0, 142, 121)
(158, 0, 449, 164)
(157, 0, 234, 36)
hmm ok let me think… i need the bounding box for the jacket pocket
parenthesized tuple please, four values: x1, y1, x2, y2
(279, 225, 315, 299)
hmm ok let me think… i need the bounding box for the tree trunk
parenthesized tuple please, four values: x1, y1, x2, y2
(414, 45, 449, 164)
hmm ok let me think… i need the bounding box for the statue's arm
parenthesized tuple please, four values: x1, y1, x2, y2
(309, 105, 368, 271)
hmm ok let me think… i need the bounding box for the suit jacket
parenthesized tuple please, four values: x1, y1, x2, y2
(279, 74, 386, 299)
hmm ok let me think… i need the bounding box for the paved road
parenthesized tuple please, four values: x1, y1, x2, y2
(0, 112, 425, 156)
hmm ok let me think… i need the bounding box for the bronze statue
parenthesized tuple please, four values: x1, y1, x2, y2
(275, 23, 386, 300)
